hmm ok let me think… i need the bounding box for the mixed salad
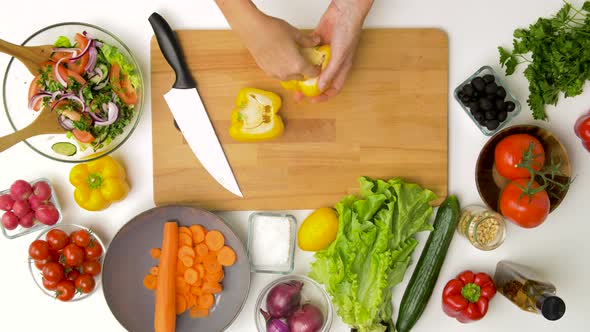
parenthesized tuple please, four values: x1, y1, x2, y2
(27, 32, 140, 155)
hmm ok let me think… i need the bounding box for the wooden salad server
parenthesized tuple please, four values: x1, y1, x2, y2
(0, 38, 53, 76)
(0, 106, 62, 153)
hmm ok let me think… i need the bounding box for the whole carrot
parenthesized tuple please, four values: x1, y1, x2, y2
(155, 221, 179, 332)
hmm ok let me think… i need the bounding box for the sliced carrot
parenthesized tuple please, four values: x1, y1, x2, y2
(177, 259, 188, 275)
(150, 266, 160, 276)
(194, 255, 204, 265)
(187, 293, 197, 308)
(197, 293, 215, 309)
(205, 230, 225, 251)
(216, 246, 236, 267)
(203, 252, 218, 264)
(151, 248, 161, 259)
(181, 256, 194, 267)
(175, 295, 188, 315)
(189, 307, 209, 318)
(178, 246, 195, 259)
(143, 274, 158, 290)
(204, 259, 222, 274)
(205, 270, 224, 283)
(179, 233, 193, 247)
(190, 285, 203, 296)
(195, 243, 209, 257)
(179, 226, 191, 236)
(202, 281, 222, 294)
(176, 276, 189, 294)
(190, 225, 206, 244)
(184, 268, 199, 285)
(195, 264, 205, 279)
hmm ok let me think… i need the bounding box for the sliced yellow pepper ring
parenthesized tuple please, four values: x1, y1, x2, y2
(280, 45, 331, 97)
(229, 88, 284, 142)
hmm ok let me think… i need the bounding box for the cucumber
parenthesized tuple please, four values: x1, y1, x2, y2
(395, 195, 460, 332)
(89, 64, 108, 84)
(52, 142, 77, 156)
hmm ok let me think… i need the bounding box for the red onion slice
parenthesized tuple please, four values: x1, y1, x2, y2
(51, 93, 84, 112)
(54, 58, 68, 87)
(94, 102, 119, 127)
(70, 39, 92, 61)
(28, 93, 51, 111)
(52, 48, 79, 55)
(85, 42, 97, 73)
(58, 115, 74, 130)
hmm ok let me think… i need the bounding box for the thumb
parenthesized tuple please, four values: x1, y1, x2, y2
(318, 48, 345, 91)
(294, 31, 321, 48)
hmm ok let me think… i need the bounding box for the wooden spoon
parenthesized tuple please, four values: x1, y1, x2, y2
(0, 106, 63, 153)
(0, 38, 53, 76)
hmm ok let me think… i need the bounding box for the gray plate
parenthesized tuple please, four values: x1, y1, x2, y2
(103, 205, 250, 332)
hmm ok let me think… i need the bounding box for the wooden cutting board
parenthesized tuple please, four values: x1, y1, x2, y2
(151, 29, 448, 211)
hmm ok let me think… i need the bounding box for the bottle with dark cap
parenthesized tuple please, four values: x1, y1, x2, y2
(494, 261, 566, 321)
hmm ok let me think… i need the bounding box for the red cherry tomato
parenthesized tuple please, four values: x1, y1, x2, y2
(495, 134, 545, 180)
(82, 260, 102, 276)
(72, 129, 95, 143)
(71, 230, 91, 247)
(29, 240, 50, 260)
(42, 277, 59, 291)
(85, 239, 103, 261)
(63, 244, 85, 267)
(42, 262, 65, 282)
(55, 280, 76, 301)
(67, 269, 81, 281)
(75, 274, 96, 294)
(500, 178, 550, 228)
(46, 229, 70, 251)
(575, 113, 590, 142)
(28, 76, 43, 111)
(110, 63, 137, 105)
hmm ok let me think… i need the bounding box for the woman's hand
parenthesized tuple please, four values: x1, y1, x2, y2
(300, 0, 374, 103)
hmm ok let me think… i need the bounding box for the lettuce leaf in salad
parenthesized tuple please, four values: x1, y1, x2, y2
(310, 177, 436, 332)
(54, 36, 73, 48)
(99, 43, 140, 88)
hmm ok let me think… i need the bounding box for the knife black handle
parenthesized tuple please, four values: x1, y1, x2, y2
(149, 12, 196, 89)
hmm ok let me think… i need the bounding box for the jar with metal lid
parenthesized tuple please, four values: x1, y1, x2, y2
(457, 205, 506, 250)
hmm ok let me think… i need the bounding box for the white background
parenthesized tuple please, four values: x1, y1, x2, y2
(0, 0, 587, 331)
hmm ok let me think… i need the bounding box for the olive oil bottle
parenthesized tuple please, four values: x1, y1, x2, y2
(494, 261, 565, 321)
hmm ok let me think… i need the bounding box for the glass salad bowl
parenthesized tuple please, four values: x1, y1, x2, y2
(3, 22, 144, 162)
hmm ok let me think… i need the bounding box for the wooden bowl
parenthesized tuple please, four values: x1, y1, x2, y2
(476, 125, 571, 213)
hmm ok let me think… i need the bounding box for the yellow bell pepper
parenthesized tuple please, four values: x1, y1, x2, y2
(280, 45, 331, 97)
(229, 88, 284, 142)
(69, 156, 129, 211)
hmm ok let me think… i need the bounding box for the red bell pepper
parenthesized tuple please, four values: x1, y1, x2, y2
(442, 270, 496, 323)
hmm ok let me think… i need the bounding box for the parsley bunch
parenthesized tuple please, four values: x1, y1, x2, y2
(499, 1, 590, 120)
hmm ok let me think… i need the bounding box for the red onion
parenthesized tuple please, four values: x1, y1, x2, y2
(51, 93, 85, 112)
(52, 48, 78, 55)
(261, 309, 290, 332)
(266, 280, 303, 318)
(58, 115, 74, 130)
(54, 57, 68, 87)
(69, 38, 92, 61)
(288, 304, 324, 332)
(85, 41, 98, 73)
(94, 102, 119, 127)
(28, 92, 50, 111)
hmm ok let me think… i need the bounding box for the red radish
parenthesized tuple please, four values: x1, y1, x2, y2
(35, 204, 59, 225)
(19, 211, 36, 228)
(0, 194, 15, 211)
(10, 180, 32, 201)
(28, 195, 46, 211)
(32, 181, 52, 201)
(12, 199, 31, 218)
(2, 211, 19, 230)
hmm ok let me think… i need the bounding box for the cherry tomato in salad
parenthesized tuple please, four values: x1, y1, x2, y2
(71, 229, 91, 247)
(54, 62, 86, 86)
(574, 113, 590, 142)
(499, 178, 550, 228)
(67, 269, 81, 281)
(63, 244, 85, 267)
(72, 129, 95, 143)
(46, 229, 70, 251)
(110, 63, 138, 105)
(75, 274, 96, 294)
(28, 76, 43, 111)
(82, 260, 101, 276)
(42, 262, 65, 282)
(55, 280, 76, 301)
(42, 277, 59, 291)
(29, 240, 50, 260)
(495, 134, 545, 180)
(85, 239, 103, 261)
(64, 33, 90, 75)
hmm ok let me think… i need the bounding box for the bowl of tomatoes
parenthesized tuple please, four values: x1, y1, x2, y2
(28, 224, 105, 301)
(476, 125, 572, 228)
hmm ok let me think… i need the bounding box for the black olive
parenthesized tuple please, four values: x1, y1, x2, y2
(485, 111, 497, 120)
(498, 110, 508, 122)
(468, 101, 480, 113)
(496, 86, 507, 99)
(461, 95, 470, 104)
(458, 91, 465, 98)
(480, 98, 493, 111)
(472, 91, 480, 99)
(474, 111, 485, 122)
(485, 119, 500, 130)
(483, 74, 495, 84)
(505, 101, 516, 112)
(495, 99, 506, 111)
(462, 84, 475, 96)
(485, 82, 498, 95)
(472, 77, 485, 91)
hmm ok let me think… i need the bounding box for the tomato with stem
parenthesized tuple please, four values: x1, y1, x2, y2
(72, 229, 91, 247)
(75, 274, 96, 294)
(55, 280, 76, 301)
(500, 178, 550, 228)
(63, 244, 85, 267)
(85, 239, 103, 261)
(495, 134, 545, 180)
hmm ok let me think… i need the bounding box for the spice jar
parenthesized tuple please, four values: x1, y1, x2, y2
(457, 205, 506, 250)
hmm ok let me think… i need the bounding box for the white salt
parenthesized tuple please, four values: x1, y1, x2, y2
(251, 215, 292, 267)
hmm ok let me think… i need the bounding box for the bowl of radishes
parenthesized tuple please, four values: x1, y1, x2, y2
(0, 178, 62, 239)
(255, 275, 333, 332)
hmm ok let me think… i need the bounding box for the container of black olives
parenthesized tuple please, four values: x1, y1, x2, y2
(454, 66, 521, 136)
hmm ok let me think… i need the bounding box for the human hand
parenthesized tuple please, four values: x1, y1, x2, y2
(297, 0, 374, 102)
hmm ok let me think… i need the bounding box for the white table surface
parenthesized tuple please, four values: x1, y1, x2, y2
(0, 0, 587, 331)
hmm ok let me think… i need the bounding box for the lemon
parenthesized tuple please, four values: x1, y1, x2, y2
(297, 207, 339, 251)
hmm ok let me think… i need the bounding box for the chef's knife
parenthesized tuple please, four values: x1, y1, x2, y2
(148, 12, 243, 198)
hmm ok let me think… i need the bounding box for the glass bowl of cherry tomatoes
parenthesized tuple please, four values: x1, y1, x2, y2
(28, 224, 105, 302)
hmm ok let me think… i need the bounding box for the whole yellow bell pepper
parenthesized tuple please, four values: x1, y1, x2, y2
(280, 45, 331, 97)
(69, 156, 129, 211)
(229, 88, 284, 142)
